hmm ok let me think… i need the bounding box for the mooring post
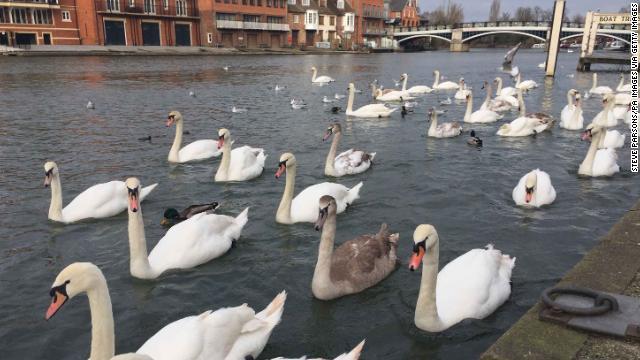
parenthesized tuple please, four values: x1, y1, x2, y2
(545, 0, 566, 77)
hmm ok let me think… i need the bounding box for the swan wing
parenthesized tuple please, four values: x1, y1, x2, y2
(532, 170, 556, 207)
(228, 146, 266, 181)
(178, 140, 221, 162)
(592, 149, 620, 176)
(291, 183, 352, 223)
(62, 181, 128, 222)
(602, 130, 625, 149)
(511, 174, 528, 206)
(334, 149, 373, 175)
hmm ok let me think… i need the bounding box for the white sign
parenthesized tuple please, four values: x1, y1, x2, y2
(594, 13, 630, 24)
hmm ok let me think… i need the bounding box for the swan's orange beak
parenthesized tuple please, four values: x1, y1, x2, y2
(45, 290, 67, 320)
(275, 163, 286, 179)
(323, 130, 332, 141)
(128, 187, 139, 213)
(217, 136, 224, 150)
(44, 170, 52, 187)
(166, 116, 175, 127)
(409, 247, 425, 271)
(525, 188, 533, 203)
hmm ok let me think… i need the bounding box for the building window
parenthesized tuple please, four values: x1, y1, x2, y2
(128, 0, 135, 7)
(302, 0, 309, 6)
(10, 8, 29, 24)
(293, 14, 299, 23)
(243, 15, 260, 22)
(207, 32, 213, 43)
(107, 0, 120, 12)
(0, 8, 7, 23)
(337, 0, 343, 9)
(176, 0, 187, 16)
(61, 10, 71, 22)
(330, 16, 334, 26)
(162, 0, 168, 10)
(143, 0, 156, 14)
(287, 0, 295, 4)
(319, 15, 324, 25)
(33, 9, 52, 24)
(267, 16, 282, 23)
(216, 13, 235, 21)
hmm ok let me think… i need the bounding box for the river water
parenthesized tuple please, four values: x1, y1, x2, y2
(0, 50, 637, 359)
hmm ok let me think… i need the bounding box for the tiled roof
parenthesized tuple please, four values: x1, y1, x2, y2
(288, 0, 354, 15)
(389, 0, 407, 12)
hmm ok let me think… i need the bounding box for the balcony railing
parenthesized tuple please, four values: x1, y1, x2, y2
(363, 28, 386, 35)
(94, 0, 197, 17)
(363, 12, 385, 19)
(0, 0, 59, 4)
(217, 20, 289, 31)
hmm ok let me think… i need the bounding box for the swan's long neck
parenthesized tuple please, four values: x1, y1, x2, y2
(433, 71, 440, 88)
(518, 91, 526, 117)
(566, 91, 574, 107)
(464, 94, 473, 121)
(312, 69, 317, 82)
(483, 84, 492, 106)
(347, 87, 356, 112)
(415, 237, 447, 332)
(617, 76, 625, 91)
(276, 165, 296, 224)
(215, 141, 232, 181)
(312, 211, 336, 294)
(579, 131, 603, 175)
(48, 173, 64, 222)
(428, 113, 438, 134)
(127, 208, 156, 279)
(168, 119, 183, 162)
(402, 76, 408, 91)
(87, 276, 115, 360)
(495, 78, 503, 95)
(591, 73, 597, 90)
(325, 132, 341, 175)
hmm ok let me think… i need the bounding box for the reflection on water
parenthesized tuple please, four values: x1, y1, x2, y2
(0, 50, 637, 359)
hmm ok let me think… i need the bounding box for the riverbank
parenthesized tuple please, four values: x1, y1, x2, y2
(482, 199, 640, 360)
(0, 45, 371, 57)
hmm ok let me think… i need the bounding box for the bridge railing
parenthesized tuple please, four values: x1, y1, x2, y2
(389, 21, 632, 35)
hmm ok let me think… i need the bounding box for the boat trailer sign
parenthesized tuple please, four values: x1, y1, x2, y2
(595, 14, 631, 24)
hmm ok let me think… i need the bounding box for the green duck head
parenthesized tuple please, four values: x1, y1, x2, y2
(161, 208, 180, 227)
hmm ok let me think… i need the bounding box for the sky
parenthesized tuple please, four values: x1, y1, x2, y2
(417, 0, 629, 22)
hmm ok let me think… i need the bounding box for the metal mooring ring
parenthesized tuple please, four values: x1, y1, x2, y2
(541, 286, 619, 316)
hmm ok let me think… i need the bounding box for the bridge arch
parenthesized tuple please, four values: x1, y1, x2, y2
(461, 31, 547, 43)
(397, 34, 452, 44)
(559, 33, 630, 45)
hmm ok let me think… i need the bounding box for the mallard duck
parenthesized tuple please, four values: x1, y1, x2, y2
(161, 202, 219, 227)
(467, 130, 483, 147)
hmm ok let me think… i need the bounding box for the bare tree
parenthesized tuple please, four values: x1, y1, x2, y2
(489, 0, 500, 21)
(619, 6, 630, 13)
(427, 2, 464, 26)
(572, 14, 585, 24)
(447, 2, 464, 24)
(499, 11, 511, 21)
(515, 6, 535, 22)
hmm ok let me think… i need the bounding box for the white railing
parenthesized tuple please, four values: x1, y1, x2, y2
(267, 23, 289, 31)
(243, 22, 267, 30)
(216, 20, 243, 29)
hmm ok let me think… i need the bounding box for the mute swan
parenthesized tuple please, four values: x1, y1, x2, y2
(427, 108, 461, 138)
(324, 123, 376, 177)
(189, 91, 196, 97)
(231, 106, 248, 113)
(312, 196, 398, 300)
(45, 262, 285, 360)
(401, 73, 433, 94)
(335, 93, 346, 100)
(599, 130, 625, 149)
(467, 130, 483, 147)
(373, 83, 414, 102)
(275, 84, 286, 91)
(497, 90, 554, 137)
(322, 96, 335, 103)
(223, 65, 230, 71)
(43, 161, 157, 224)
(463, 91, 502, 123)
(494, 77, 517, 97)
(616, 73, 631, 92)
(537, 62, 546, 68)
(432, 70, 459, 90)
(275, 153, 362, 224)
(409, 225, 515, 332)
(311, 66, 334, 84)
(515, 73, 538, 91)
(161, 202, 219, 228)
(87, 101, 95, 109)
(215, 129, 266, 182)
(578, 124, 620, 177)
(560, 91, 584, 130)
(125, 178, 247, 279)
(614, 92, 632, 106)
(440, 97, 452, 105)
(167, 111, 223, 163)
(512, 169, 556, 207)
(589, 73, 613, 96)
(454, 78, 471, 100)
(480, 81, 512, 113)
(346, 83, 396, 118)
(271, 340, 365, 360)
(591, 94, 617, 128)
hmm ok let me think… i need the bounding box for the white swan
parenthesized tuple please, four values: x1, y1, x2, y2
(432, 70, 459, 90)
(494, 77, 517, 97)
(275, 153, 362, 224)
(215, 128, 266, 182)
(373, 83, 415, 102)
(346, 83, 396, 118)
(427, 108, 461, 138)
(624, 104, 631, 125)
(512, 169, 556, 207)
(401, 73, 433, 94)
(409, 225, 515, 332)
(515, 73, 538, 91)
(480, 81, 512, 112)
(578, 124, 620, 177)
(616, 73, 631, 92)
(560, 90, 584, 130)
(124, 178, 248, 279)
(231, 106, 248, 113)
(43, 161, 157, 224)
(497, 90, 554, 137)
(271, 340, 365, 360)
(463, 90, 502, 123)
(591, 93, 617, 128)
(589, 73, 613, 96)
(454, 78, 471, 100)
(614, 92, 632, 106)
(324, 123, 376, 177)
(45, 262, 285, 360)
(311, 66, 334, 84)
(599, 130, 625, 149)
(167, 111, 223, 163)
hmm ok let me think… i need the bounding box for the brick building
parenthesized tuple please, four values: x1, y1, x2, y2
(0, 0, 81, 45)
(348, 0, 384, 48)
(388, 0, 418, 27)
(198, 0, 288, 48)
(287, 0, 353, 49)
